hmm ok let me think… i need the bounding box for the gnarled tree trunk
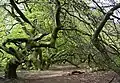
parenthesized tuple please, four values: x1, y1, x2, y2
(5, 58, 20, 79)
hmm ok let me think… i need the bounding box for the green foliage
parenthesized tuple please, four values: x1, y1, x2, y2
(7, 25, 29, 38)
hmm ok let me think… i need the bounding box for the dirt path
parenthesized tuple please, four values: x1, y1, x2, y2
(24, 71, 120, 83)
(0, 65, 120, 83)
(0, 71, 120, 83)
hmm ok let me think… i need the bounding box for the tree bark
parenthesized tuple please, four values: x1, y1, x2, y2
(5, 58, 20, 79)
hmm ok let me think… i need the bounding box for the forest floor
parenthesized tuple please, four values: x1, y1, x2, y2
(0, 65, 120, 83)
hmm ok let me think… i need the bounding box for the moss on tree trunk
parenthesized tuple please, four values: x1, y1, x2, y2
(5, 58, 20, 79)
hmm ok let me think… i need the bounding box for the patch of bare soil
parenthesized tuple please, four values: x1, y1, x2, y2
(0, 65, 120, 83)
(0, 71, 120, 83)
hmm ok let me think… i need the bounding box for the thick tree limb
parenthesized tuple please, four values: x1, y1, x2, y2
(2, 38, 28, 47)
(92, 0, 120, 20)
(92, 3, 120, 41)
(1, 38, 28, 59)
(92, 3, 120, 70)
(32, 33, 49, 41)
(50, 0, 61, 47)
(32, 0, 61, 48)
(10, 0, 33, 27)
(4, 7, 32, 36)
(92, 3, 120, 54)
(0, 46, 22, 61)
